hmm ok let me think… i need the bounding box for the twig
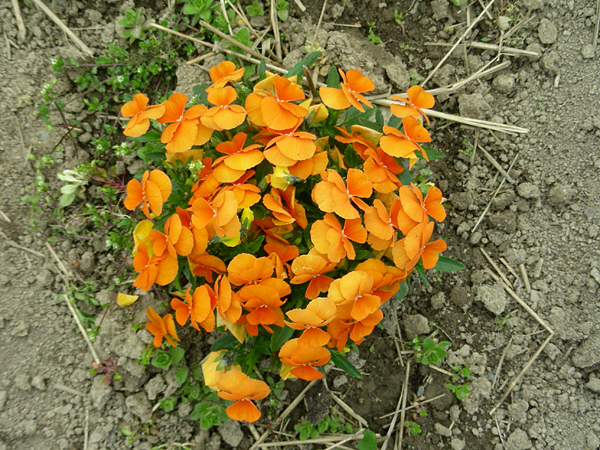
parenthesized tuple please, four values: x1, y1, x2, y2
(323, 22, 361, 27)
(328, 390, 369, 427)
(84, 405, 90, 450)
(0, 230, 46, 257)
(0, 208, 10, 223)
(219, 0, 234, 35)
(421, 0, 495, 87)
(323, 430, 365, 450)
(490, 332, 553, 415)
(247, 423, 261, 441)
(53, 383, 86, 397)
(424, 41, 539, 57)
(293, 0, 307, 12)
(381, 380, 403, 450)
(185, 51, 217, 66)
(479, 145, 516, 184)
(270, 0, 283, 61)
(471, 153, 520, 233)
(433, 60, 511, 96)
(428, 364, 454, 377)
(31, 0, 93, 56)
(150, 24, 287, 75)
(11, 0, 26, 41)
(494, 414, 506, 447)
(393, 309, 405, 367)
(199, 20, 275, 64)
(397, 361, 411, 450)
(4, 31, 11, 60)
(379, 394, 446, 419)
(499, 257, 519, 280)
(492, 335, 513, 390)
(478, 0, 493, 19)
(312, 0, 328, 46)
(249, 380, 320, 450)
(595, 0, 600, 49)
(227, 1, 259, 37)
(519, 264, 531, 294)
(45, 242, 102, 365)
(480, 248, 513, 288)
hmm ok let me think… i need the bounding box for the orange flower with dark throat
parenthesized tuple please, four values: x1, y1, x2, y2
(380, 117, 431, 166)
(312, 169, 373, 219)
(207, 61, 245, 90)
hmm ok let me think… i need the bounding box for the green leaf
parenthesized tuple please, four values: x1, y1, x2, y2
(285, 51, 321, 81)
(434, 256, 465, 272)
(326, 66, 340, 88)
(211, 334, 239, 351)
(151, 350, 174, 370)
(357, 430, 378, 450)
(170, 347, 185, 365)
(270, 325, 295, 352)
(393, 281, 408, 301)
(422, 145, 445, 161)
(329, 350, 362, 379)
(59, 193, 76, 207)
(414, 264, 430, 289)
(160, 397, 177, 412)
(258, 59, 267, 79)
(174, 367, 189, 384)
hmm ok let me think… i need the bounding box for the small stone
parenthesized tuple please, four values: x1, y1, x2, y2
(36, 269, 54, 287)
(207, 433, 222, 450)
(548, 184, 574, 205)
(89, 425, 111, 443)
(581, 43, 595, 59)
(492, 74, 515, 94)
(476, 282, 507, 315)
(587, 431, 600, 449)
(449, 192, 472, 210)
(95, 289, 113, 306)
(590, 268, 600, 285)
(585, 375, 600, 393)
(508, 399, 529, 423)
(451, 438, 466, 450)
(430, 291, 446, 309)
(333, 375, 348, 388)
(516, 182, 541, 199)
(506, 429, 532, 450)
(497, 16, 511, 31)
(450, 286, 472, 308)
(14, 373, 31, 391)
(461, 377, 491, 414)
(126, 392, 153, 421)
(78, 132, 92, 144)
(31, 375, 46, 391)
(543, 342, 560, 360)
(403, 314, 430, 338)
(90, 376, 113, 411)
(458, 93, 492, 119)
(469, 231, 482, 245)
(218, 420, 244, 447)
(434, 423, 452, 437)
(538, 18, 557, 44)
(144, 375, 166, 401)
(541, 52, 561, 76)
(79, 251, 95, 275)
(10, 320, 28, 337)
(572, 331, 600, 368)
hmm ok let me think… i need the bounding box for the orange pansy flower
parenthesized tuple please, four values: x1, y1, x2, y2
(133, 243, 178, 291)
(363, 147, 404, 194)
(312, 169, 373, 220)
(254, 121, 317, 165)
(263, 186, 307, 229)
(149, 213, 194, 258)
(394, 221, 446, 270)
(191, 190, 240, 239)
(399, 183, 446, 224)
(158, 93, 213, 153)
(207, 61, 245, 90)
(121, 93, 165, 137)
(237, 279, 290, 335)
(201, 86, 247, 131)
(190, 254, 226, 283)
(124, 169, 172, 219)
(216, 275, 243, 324)
(217, 369, 270, 423)
(390, 85, 435, 125)
(221, 171, 262, 209)
(170, 285, 217, 332)
(246, 76, 307, 130)
(327, 271, 381, 322)
(264, 240, 299, 279)
(319, 69, 374, 112)
(380, 117, 431, 166)
(285, 297, 337, 348)
(278, 338, 331, 381)
(327, 303, 383, 351)
(227, 253, 274, 286)
(364, 199, 397, 251)
(334, 125, 380, 160)
(213, 132, 264, 183)
(146, 306, 180, 348)
(290, 254, 336, 300)
(310, 214, 367, 262)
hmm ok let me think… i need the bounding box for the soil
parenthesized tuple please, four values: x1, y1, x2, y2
(1, 0, 600, 449)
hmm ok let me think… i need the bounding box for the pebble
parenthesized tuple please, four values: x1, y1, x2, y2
(538, 18, 557, 44)
(218, 420, 244, 447)
(585, 375, 600, 393)
(516, 182, 541, 199)
(476, 282, 507, 315)
(506, 429, 532, 450)
(581, 44, 596, 59)
(547, 184, 574, 205)
(497, 16, 511, 31)
(14, 373, 31, 391)
(430, 291, 446, 309)
(10, 320, 29, 337)
(572, 331, 600, 368)
(125, 392, 152, 421)
(144, 375, 166, 401)
(31, 376, 46, 391)
(333, 375, 348, 388)
(451, 438, 466, 450)
(403, 314, 430, 338)
(434, 423, 452, 437)
(492, 74, 515, 94)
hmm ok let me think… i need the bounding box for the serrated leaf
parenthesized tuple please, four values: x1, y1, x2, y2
(434, 256, 465, 272)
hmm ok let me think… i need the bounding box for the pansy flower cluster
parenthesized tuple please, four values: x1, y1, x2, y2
(121, 62, 447, 423)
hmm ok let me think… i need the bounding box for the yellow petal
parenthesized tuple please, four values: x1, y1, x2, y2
(116, 292, 139, 307)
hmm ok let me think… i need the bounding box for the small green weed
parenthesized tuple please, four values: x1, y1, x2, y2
(446, 365, 471, 400)
(246, 1, 264, 16)
(367, 22, 381, 44)
(404, 420, 422, 435)
(410, 336, 451, 366)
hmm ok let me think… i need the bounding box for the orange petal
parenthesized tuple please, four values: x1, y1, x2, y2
(319, 86, 351, 110)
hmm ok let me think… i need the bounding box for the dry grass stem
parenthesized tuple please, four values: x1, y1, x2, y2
(494, 414, 506, 447)
(0, 230, 45, 257)
(472, 153, 520, 232)
(185, 51, 216, 66)
(519, 264, 531, 294)
(256, 432, 365, 448)
(380, 386, 402, 450)
(323, 22, 361, 27)
(11, 0, 26, 41)
(218, 0, 234, 35)
(492, 335, 513, 390)
(594, 0, 600, 48)
(150, 24, 287, 75)
(396, 360, 411, 449)
(31, 0, 93, 56)
(84, 405, 90, 450)
(499, 257, 519, 280)
(328, 390, 369, 427)
(480, 248, 513, 288)
(478, 0, 494, 19)
(380, 394, 446, 420)
(427, 364, 454, 377)
(4, 31, 11, 60)
(323, 430, 365, 450)
(247, 423, 261, 441)
(312, 0, 328, 46)
(434, 60, 511, 95)
(199, 20, 273, 63)
(421, 0, 495, 87)
(0, 208, 10, 223)
(249, 380, 319, 450)
(251, 25, 273, 51)
(227, 1, 259, 37)
(424, 41, 539, 57)
(293, 0, 307, 11)
(479, 145, 516, 184)
(46, 241, 102, 365)
(490, 332, 554, 415)
(53, 383, 86, 397)
(393, 309, 405, 366)
(270, 0, 283, 61)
